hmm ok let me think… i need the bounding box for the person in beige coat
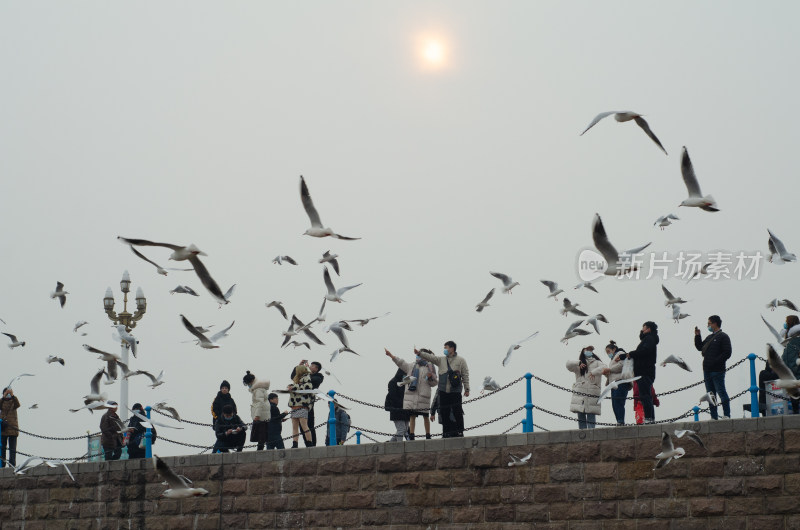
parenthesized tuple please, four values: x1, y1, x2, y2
(384, 349, 438, 439)
(566, 346, 606, 429)
(416, 341, 470, 438)
(601, 340, 631, 425)
(243, 371, 271, 450)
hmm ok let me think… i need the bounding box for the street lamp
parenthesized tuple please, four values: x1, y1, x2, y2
(103, 270, 147, 420)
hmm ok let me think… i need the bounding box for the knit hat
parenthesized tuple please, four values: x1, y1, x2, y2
(220, 380, 231, 390)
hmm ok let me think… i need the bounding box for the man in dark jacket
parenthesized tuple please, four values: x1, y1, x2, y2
(695, 315, 733, 419)
(215, 404, 247, 452)
(99, 401, 123, 461)
(627, 321, 659, 423)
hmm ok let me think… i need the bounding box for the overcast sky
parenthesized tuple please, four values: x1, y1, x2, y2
(2, 2, 799, 459)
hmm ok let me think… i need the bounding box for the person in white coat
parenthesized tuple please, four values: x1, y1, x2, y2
(243, 371, 271, 450)
(566, 346, 606, 429)
(601, 340, 630, 425)
(384, 349, 438, 440)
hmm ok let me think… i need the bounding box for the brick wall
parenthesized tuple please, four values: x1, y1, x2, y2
(2, 415, 800, 529)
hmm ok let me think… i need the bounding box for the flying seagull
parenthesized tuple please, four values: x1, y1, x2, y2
(767, 343, 800, 399)
(592, 214, 652, 276)
(128, 246, 192, 276)
(397, 375, 417, 387)
(502, 332, 539, 367)
(326, 322, 359, 355)
(507, 453, 532, 467)
(767, 229, 797, 263)
(766, 298, 798, 312)
(5, 373, 34, 391)
(490, 271, 520, 294)
(29, 404, 38, 409)
(662, 285, 688, 307)
(660, 354, 691, 371)
(265, 301, 288, 320)
(287, 341, 311, 349)
(686, 262, 712, 284)
(46, 355, 65, 366)
(169, 286, 199, 296)
(50, 282, 68, 308)
(541, 280, 564, 300)
(154, 455, 208, 498)
(560, 298, 587, 318)
(699, 391, 718, 407)
(343, 312, 391, 327)
(83, 344, 121, 363)
(320, 251, 341, 275)
(672, 304, 690, 323)
(81, 368, 108, 405)
(597, 376, 641, 403)
(475, 288, 495, 312)
(574, 280, 600, 294)
(323, 268, 362, 303)
(679, 147, 719, 212)
(654, 432, 685, 469)
(300, 176, 360, 240)
(761, 315, 791, 346)
(281, 315, 324, 347)
(126, 370, 165, 388)
(482, 376, 501, 393)
(180, 315, 221, 349)
(272, 255, 298, 265)
(114, 325, 138, 357)
(154, 402, 182, 422)
(584, 314, 609, 335)
(580, 111, 667, 154)
(674, 429, 707, 450)
(561, 320, 592, 345)
(131, 409, 183, 430)
(1, 332, 25, 348)
(654, 214, 680, 230)
(73, 321, 89, 333)
(117, 237, 206, 261)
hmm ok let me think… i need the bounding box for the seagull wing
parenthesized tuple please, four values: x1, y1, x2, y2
(680, 147, 703, 198)
(83, 344, 117, 358)
(89, 368, 106, 395)
(180, 315, 212, 344)
(688, 432, 707, 450)
(767, 344, 796, 381)
(186, 256, 228, 304)
(283, 256, 298, 265)
(117, 237, 181, 251)
(5, 373, 34, 390)
(597, 383, 614, 403)
(329, 257, 340, 275)
(767, 229, 789, 257)
(660, 431, 674, 453)
(301, 326, 325, 346)
(323, 268, 337, 296)
(540, 280, 559, 294)
(517, 331, 540, 344)
(633, 116, 668, 155)
(479, 288, 495, 305)
(330, 325, 351, 349)
(592, 214, 620, 263)
(586, 317, 600, 335)
(133, 410, 182, 429)
(580, 111, 617, 135)
(490, 271, 511, 287)
(267, 302, 288, 320)
(129, 246, 164, 272)
(223, 284, 236, 301)
(502, 346, 514, 367)
(781, 299, 799, 311)
(662, 285, 675, 301)
(336, 283, 363, 297)
(672, 305, 681, 320)
(566, 320, 585, 334)
(183, 286, 199, 296)
(622, 242, 652, 256)
(154, 455, 189, 489)
(209, 321, 235, 342)
(572, 308, 588, 317)
(300, 176, 323, 228)
(761, 315, 784, 343)
(2, 332, 18, 342)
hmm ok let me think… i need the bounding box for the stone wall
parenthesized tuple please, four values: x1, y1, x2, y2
(2, 416, 800, 529)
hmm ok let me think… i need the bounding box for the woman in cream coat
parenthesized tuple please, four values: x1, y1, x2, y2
(566, 346, 606, 429)
(384, 349, 438, 440)
(243, 371, 271, 450)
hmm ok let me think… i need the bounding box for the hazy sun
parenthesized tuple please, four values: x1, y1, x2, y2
(423, 40, 445, 65)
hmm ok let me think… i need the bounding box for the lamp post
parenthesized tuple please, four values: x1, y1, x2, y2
(103, 270, 147, 421)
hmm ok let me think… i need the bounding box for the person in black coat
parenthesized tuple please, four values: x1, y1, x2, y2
(215, 404, 247, 452)
(267, 393, 289, 450)
(126, 403, 157, 459)
(626, 321, 659, 423)
(211, 380, 237, 427)
(385, 368, 410, 442)
(694, 315, 733, 419)
(759, 361, 779, 417)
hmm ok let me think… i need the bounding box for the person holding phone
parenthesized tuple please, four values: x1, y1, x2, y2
(694, 315, 732, 419)
(0, 387, 20, 467)
(416, 341, 470, 438)
(567, 346, 606, 429)
(601, 340, 630, 425)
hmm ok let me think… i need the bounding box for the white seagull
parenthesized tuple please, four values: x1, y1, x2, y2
(29, 404, 38, 409)
(672, 304, 690, 323)
(5, 373, 34, 391)
(73, 321, 89, 333)
(699, 391, 718, 407)
(597, 376, 640, 403)
(81, 368, 109, 405)
(761, 315, 791, 346)
(679, 147, 719, 212)
(662, 285, 688, 307)
(592, 214, 652, 276)
(397, 375, 417, 387)
(272, 255, 298, 266)
(475, 288, 495, 313)
(561, 320, 592, 344)
(767, 344, 800, 399)
(50, 282, 68, 308)
(508, 453, 532, 467)
(320, 251, 341, 275)
(180, 315, 220, 349)
(46, 355, 65, 366)
(685, 262, 712, 284)
(580, 111, 668, 155)
(541, 280, 564, 300)
(1, 332, 26, 349)
(574, 280, 600, 294)
(502, 332, 539, 367)
(154, 455, 208, 498)
(114, 325, 138, 357)
(654, 432, 685, 469)
(170, 285, 199, 296)
(343, 312, 391, 327)
(660, 354, 691, 371)
(560, 298, 588, 318)
(287, 341, 311, 350)
(768, 229, 797, 263)
(300, 176, 360, 240)
(265, 301, 288, 320)
(117, 237, 206, 261)
(131, 410, 183, 430)
(128, 246, 192, 276)
(323, 268, 362, 303)
(482, 376, 501, 393)
(83, 344, 121, 363)
(326, 321, 360, 355)
(766, 298, 798, 312)
(674, 429, 707, 450)
(126, 370, 165, 388)
(654, 214, 680, 230)
(154, 402, 182, 422)
(490, 271, 520, 294)
(584, 314, 610, 335)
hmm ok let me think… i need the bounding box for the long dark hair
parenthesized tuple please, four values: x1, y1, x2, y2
(578, 350, 589, 376)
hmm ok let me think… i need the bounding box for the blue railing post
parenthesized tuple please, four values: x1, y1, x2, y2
(747, 353, 759, 418)
(355, 431, 362, 445)
(145, 406, 153, 458)
(523, 373, 533, 433)
(327, 390, 337, 446)
(693, 406, 700, 422)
